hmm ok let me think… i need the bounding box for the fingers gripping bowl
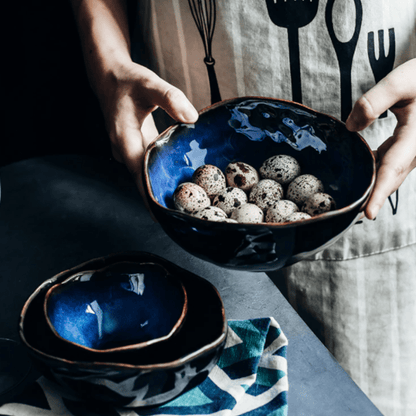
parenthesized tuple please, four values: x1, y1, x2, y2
(144, 97, 376, 272)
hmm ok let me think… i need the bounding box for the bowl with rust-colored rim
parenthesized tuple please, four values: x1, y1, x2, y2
(43, 260, 188, 354)
(20, 251, 227, 407)
(144, 96, 376, 272)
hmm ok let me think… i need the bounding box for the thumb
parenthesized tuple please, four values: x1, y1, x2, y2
(346, 60, 416, 132)
(147, 77, 199, 124)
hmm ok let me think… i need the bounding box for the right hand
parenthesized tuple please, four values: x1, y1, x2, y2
(346, 58, 416, 220)
(97, 61, 199, 201)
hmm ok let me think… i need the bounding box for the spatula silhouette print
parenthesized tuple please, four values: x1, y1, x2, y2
(265, 0, 319, 104)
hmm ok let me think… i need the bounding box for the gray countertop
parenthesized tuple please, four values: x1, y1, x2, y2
(0, 155, 382, 415)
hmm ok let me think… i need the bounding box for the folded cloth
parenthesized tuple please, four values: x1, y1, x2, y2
(0, 318, 288, 416)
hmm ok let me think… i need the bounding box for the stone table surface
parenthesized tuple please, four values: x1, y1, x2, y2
(0, 155, 382, 415)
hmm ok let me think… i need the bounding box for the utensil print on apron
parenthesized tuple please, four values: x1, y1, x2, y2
(265, 0, 319, 104)
(188, 0, 222, 104)
(368, 28, 396, 118)
(325, 0, 363, 122)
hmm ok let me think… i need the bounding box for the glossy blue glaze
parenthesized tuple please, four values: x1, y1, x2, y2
(145, 97, 376, 271)
(20, 252, 227, 407)
(45, 262, 186, 351)
(147, 97, 370, 213)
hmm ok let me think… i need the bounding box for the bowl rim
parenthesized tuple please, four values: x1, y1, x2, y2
(42, 262, 188, 354)
(19, 251, 227, 370)
(143, 95, 376, 228)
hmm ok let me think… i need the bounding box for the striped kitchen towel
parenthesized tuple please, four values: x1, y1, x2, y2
(0, 318, 288, 416)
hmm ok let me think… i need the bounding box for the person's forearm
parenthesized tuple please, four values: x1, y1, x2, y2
(69, 0, 132, 95)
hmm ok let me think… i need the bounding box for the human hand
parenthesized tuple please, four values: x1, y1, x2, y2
(97, 61, 199, 202)
(346, 58, 416, 220)
(69, 1, 199, 211)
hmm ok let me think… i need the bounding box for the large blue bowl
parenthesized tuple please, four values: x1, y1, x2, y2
(144, 97, 376, 271)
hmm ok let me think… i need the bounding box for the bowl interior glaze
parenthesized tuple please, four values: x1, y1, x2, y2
(144, 97, 375, 271)
(21, 252, 226, 366)
(19, 252, 227, 407)
(44, 261, 187, 352)
(147, 97, 373, 213)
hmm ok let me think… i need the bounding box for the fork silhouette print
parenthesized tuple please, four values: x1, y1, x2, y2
(368, 29, 396, 118)
(265, 0, 319, 104)
(368, 28, 398, 212)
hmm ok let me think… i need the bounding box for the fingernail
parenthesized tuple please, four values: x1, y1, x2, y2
(182, 105, 199, 123)
(345, 114, 351, 125)
(345, 113, 355, 131)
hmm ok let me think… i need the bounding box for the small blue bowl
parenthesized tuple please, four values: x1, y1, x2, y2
(144, 97, 376, 271)
(44, 261, 187, 353)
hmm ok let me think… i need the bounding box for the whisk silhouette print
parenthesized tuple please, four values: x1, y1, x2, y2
(188, 0, 221, 104)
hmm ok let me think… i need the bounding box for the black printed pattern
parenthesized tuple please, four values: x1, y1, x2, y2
(265, 0, 319, 104)
(264, 0, 398, 124)
(326, 0, 363, 122)
(188, 0, 222, 104)
(368, 28, 396, 118)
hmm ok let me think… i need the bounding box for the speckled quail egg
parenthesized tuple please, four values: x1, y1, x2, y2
(212, 187, 248, 216)
(259, 155, 301, 185)
(249, 179, 284, 212)
(192, 164, 227, 200)
(225, 162, 259, 192)
(265, 200, 299, 223)
(173, 182, 210, 214)
(301, 192, 336, 216)
(230, 203, 264, 224)
(286, 174, 324, 206)
(286, 212, 312, 222)
(192, 206, 228, 222)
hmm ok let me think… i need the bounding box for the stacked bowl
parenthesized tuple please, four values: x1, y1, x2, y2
(19, 252, 227, 408)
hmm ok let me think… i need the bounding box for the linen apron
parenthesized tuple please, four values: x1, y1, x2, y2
(131, 1, 416, 414)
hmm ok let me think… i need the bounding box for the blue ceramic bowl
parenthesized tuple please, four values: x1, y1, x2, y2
(144, 97, 376, 271)
(19, 252, 227, 407)
(44, 261, 187, 353)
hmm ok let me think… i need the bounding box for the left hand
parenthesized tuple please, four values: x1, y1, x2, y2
(346, 58, 416, 220)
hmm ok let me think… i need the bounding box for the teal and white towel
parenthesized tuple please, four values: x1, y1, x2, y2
(0, 318, 288, 416)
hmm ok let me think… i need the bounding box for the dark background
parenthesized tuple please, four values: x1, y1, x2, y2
(3, 1, 113, 168)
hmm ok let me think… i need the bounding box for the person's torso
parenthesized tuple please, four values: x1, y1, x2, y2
(133, 0, 416, 260)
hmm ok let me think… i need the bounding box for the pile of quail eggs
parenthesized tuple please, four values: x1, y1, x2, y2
(172, 155, 336, 224)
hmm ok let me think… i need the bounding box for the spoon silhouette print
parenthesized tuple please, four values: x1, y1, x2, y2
(325, 0, 363, 122)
